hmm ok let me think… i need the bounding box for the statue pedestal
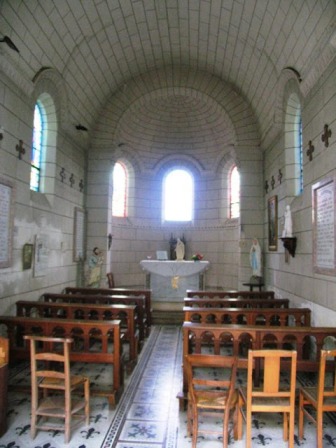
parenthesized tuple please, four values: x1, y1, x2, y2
(140, 260, 210, 306)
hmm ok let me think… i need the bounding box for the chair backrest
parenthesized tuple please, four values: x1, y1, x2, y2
(185, 354, 238, 404)
(107, 272, 115, 288)
(316, 349, 336, 407)
(24, 335, 73, 386)
(246, 349, 297, 405)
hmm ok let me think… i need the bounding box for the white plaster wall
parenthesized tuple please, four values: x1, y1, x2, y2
(264, 60, 336, 324)
(87, 68, 263, 289)
(0, 68, 87, 315)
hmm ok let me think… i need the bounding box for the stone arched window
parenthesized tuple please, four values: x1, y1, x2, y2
(112, 161, 128, 217)
(162, 168, 194, 222)
(30, 93, 57, 194)
(229, 165, 240, 218)
(284, 92, 303, 196)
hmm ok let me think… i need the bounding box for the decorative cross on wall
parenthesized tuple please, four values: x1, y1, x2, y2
(321, 124, 332, 148)
(16, 139, 25, 159)
(306, 140, 315, 161)
(60, 167, 66, 182)
(69, 173, 75, 188)
(271, 175, 275, 190)
(278, 169, 283, 184)
(265, 180, 269, 194)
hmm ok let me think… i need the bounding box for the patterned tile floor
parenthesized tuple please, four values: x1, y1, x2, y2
(1, 326, 336, 447)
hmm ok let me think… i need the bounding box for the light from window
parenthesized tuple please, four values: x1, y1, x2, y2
(298, 116, 303, 194)
(112, 162, 127, 217)
(30, 104, 43, 191)
(230, 166, 240, 218)
(163, 169, 193, 221)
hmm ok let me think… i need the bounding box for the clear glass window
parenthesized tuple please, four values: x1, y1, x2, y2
(30, 103, 43, 191)
(112, 162, 127, 217)
(163, 169, 193, 222)
(230, 165, 240, 218)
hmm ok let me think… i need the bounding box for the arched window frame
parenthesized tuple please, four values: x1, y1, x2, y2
(229, 165, 240, 219)
(30, 102, 44, 191)
(112, 161, 128, 218)
(29, 91, 58, 199)
(284, 91, 303, 197)
(162, 168, 194, 223)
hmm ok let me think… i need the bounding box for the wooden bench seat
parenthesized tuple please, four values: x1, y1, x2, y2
(179, 322, 336, 409)
(64, 287, 152, 335)
(42, 292, 147, 344)
(186, 290, 275, 299)
(184, 297, 290, 308)
(0, 316, 124, 406)
(183, 306, 311, 326)
(16, 300, 139, 371)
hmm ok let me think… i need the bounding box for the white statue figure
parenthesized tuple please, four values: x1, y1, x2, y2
(175, 238, 185, 261)
(249, 238, 262, 277)
(283, 205, 293, 237)
(87, 247, 103, 287)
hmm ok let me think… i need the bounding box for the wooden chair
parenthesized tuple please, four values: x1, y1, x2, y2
(238, 349, 297, 448)
(185, 353, 239, 448)
(299, 348, 336, 448)
(107, 272, 115, 288)
(24, 335, 90, 443)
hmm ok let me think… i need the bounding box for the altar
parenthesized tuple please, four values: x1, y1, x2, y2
(140, 260, 210, 304)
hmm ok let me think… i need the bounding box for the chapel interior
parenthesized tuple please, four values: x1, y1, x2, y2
(1, 1, 336, 447)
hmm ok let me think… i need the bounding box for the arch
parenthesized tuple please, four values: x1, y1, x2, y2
(94, 67, 260, 157)
(31, 68, 67, 198)
(276, 70, 304, 198)
(111, 157, 135, 219)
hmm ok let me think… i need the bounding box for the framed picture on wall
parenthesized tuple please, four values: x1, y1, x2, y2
(0, 177, 15, 268)
(22, 243, 34, 270)
(268, 195, 278, 251)
(312, 176, 336, 275)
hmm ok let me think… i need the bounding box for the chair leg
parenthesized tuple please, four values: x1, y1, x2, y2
(298, 392, 304, 439)
(223, 408, 230, 448)
(316, 411, 323, 448)
(233, 404, 239, 440)
(283, 412, 288, 441)
(246, 409, 251, 448)
(288, 411, 295, 448)
(237, 394, 244, 440)
(85, 379, 90, 425)
(192, 405, 198, 448)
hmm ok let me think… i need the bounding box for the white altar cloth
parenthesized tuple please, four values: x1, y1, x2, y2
(140, 260, 209, 277)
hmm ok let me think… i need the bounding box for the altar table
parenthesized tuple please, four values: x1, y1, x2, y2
(140, 260, 210, 302)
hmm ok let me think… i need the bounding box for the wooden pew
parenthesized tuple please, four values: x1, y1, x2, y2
(186, 290, 275, 299)
(16, 300, 139, 371)
(179, 322, 336, 409)
(42, 292, 147, 344)
(183, 306, 311, 326)
(184, 297, 290, 309)
(64, 287, 152, 335)
(0, 316, 123, 406)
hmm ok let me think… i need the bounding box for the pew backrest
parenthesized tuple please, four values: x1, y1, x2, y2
(42, 292, 147, 341)
(184, 297, 290, 308)
(183, 306, 311, 326)
(63, 286, 152, 334)
(186, 290, 275, 300)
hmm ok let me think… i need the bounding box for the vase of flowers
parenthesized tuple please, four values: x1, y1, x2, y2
(191, 253, 203, 262)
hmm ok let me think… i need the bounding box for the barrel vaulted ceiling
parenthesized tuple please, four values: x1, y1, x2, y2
(1, 0, 336, 149)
